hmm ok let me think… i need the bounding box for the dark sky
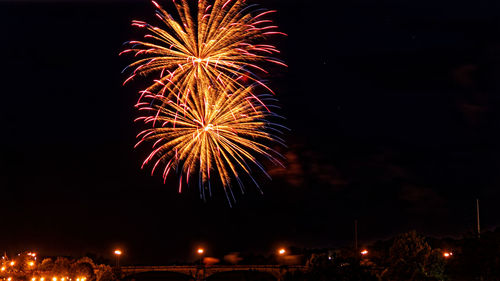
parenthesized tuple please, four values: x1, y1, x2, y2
(1, 0, 500, 265)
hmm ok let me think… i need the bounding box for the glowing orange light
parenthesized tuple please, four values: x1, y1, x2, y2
(9, 261, 15, 266)
(1, 267, 5, 271)
(278, 248, 286, 255)
(31, 278, 36, 281)
(361, 250, 368, 255)
(28, 261, 34, 266)
(8, 277, 12, 281)
(197, 248, 204, 254)
(52, 277, 57, 281)
(114, 250, 122, 256)
(443, 252, 453, 258)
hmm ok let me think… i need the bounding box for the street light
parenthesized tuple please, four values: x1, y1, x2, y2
(197, 248, 204, 266)
(278, 248, 286, 255)
(360, 250, 368, 256)
(114, 250, 122, 267)
(443, 252, 453, 258)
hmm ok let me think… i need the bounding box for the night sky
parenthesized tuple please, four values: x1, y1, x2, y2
(1, 0, 500, 265)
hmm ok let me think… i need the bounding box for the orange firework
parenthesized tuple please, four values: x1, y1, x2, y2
(121, 0, 286, 103)
(135, 81, 284, 203)
(123, 0, 286, 202)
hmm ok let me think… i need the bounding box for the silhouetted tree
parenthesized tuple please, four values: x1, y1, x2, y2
(384, 231, 445, 281)
(71, 257, 96, 281)
(38, 258, 55, 272)
(95, 264, 116, 281)
(448, 230, 500, 281)
(52, 257, 71, 277)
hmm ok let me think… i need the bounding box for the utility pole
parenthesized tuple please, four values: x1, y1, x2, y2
(476, 199, 480, 239)
(354, 219, 358, 251)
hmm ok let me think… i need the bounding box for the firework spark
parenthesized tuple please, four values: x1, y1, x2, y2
(135, 81, 285, 203)
(121, 0, 287, 103)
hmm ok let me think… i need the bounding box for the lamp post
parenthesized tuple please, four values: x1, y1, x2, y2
(196, 248, 205, 281)
(197, 248, 204, 266)
(276, 248, 286, 266)
(114, 250, 122, 268)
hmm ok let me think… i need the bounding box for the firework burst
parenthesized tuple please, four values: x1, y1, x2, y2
(135, 81, 285, 203)
(123, 0, 286, 202)
(121, 0, 287, 103)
